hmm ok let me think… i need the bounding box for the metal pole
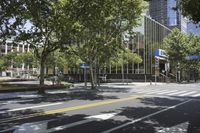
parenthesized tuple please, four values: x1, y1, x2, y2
(155, 58, 157, 85)
(122, 64, 124, 84)
(84, 67, 87, 88)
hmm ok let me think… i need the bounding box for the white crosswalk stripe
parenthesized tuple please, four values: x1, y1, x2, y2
(136, 89, 158, 93)
(146, 90, 165, 94)
(157, 90, 178, 95)
(133, 88, 200, 97)
(191, 93, 200, 97)
(167, 91, 188, 96)
(178, 91, 197, 96)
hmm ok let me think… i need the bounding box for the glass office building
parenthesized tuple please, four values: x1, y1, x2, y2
(167, 0, 177, 26)
(149, 0, 187, 33)
(67, 16, 171, 81)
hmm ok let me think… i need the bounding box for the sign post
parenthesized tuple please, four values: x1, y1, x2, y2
(84, 67, 87, 88)
(154, 49, 169, 85)
(155, 56, 159, 85)
(80, 63, 90, 88)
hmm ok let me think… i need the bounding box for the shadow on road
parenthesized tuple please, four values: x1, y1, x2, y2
(112, 97, 200, 133)
(24, 92, 117, 104)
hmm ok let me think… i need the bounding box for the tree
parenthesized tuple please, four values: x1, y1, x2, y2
(109, 49, 142, 67)
(164, 28, 200, 81)
(0, 0, 79, 93)
(1, 0, 146, 91)
(65, 0, 146, 89)
(0, 58, 6, 72)
(1, 52, 17, 68)
(185, 34, 200, 81)
(164, 28, 189, 65)
(179, 0, 200, 24)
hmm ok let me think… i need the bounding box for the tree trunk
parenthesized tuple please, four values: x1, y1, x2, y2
(97, 64, 100, 86)
(90, 64, 95, 89)
(94, 59, 97, 87)
(38, 57, 46, 94)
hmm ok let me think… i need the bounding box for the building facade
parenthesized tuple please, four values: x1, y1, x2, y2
(0, 40, 34, 77)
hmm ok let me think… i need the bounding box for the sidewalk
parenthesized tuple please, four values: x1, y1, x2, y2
(0, 81, 199, 101)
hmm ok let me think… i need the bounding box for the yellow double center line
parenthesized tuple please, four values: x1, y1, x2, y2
(1, 95, 143, 123)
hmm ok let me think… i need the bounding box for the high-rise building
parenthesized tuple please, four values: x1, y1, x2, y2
(148, 0, 187, 33)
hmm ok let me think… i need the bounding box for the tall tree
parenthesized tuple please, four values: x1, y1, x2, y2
(0, 0, 78, 93)
(186, 34, 200, 80)
(164, 28, 189, 65)
(179, 0, 200, 24)
(66, 0, 146, 89)
(164, 28, 200, 81)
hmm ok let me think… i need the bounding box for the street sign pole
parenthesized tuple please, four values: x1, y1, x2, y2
(84, 67, 87, 88)
(155, 57, 156, 85)
(155, 56, 159, 85)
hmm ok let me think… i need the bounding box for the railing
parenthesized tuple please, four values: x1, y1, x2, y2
(159, 73, 170, 82)
(169, 73, 176, 78)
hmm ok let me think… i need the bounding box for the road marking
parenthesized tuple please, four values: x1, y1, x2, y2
(48, 113, 117, 132)
(47, 90, 69, 94)
(0, 95, 142, 123)
(85, 113, 117, 120)
(155, 90, 171, 94)
(178, 91, 197, 96)
(4, 113, 117, 133)
(44, 96, 142, 115)
(0, 99, 34, 105)
(0, 102, 63, 114)
(101, 99, 192, 133)
(47, 119, 94, 133)
(156, 90, 178, 95)
(18, 94, 42, 98)
(191, 93, 200, 97)
(167, 91, 188, 96)
(146, 90, 164, 94)
(136, 89, 157, 93)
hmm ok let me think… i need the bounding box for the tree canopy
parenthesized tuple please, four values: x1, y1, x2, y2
(179, 0, 200, 24)
(164, 28, 200, 81)
(1, 0, 147, 91)
(64, 0, 146, 88)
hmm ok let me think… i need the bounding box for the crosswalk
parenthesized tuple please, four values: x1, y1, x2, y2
(132, 88, 200, 97)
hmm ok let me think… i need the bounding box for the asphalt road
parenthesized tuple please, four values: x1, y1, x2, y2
(0, 82, 200, 133)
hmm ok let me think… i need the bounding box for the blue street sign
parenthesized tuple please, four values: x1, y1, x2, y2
(80, 63, 90, 68)
(154, 48, 168, 59)
(186, 55, 200, 60)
